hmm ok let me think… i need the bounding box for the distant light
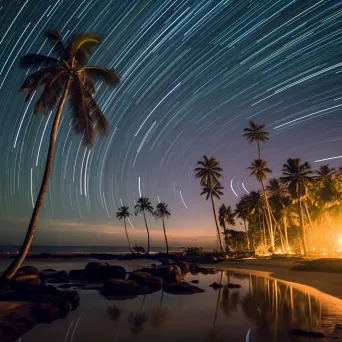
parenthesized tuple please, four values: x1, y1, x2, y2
(315, 155, 342, 163)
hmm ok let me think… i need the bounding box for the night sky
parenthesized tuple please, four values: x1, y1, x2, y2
(0, 0, 341, 248)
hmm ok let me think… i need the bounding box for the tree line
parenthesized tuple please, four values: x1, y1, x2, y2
(195, 121, 342, 256)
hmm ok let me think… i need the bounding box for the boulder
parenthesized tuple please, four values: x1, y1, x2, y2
(36, 302, 61, 323)
(41, 268, 56, 273)
(128, 272, 163, 290)
(227, 283, 241, 289)
(68, 269, 86, 281)
(59, 300, 73, 315)
(17, 266, 39, 277)
(138, 265, 181, 282)
(44, 270, 68, 283)
(101, 279, 146, 296)
(190, 280, 199, 284)
(163, 281, 205, 295)
(210, 282, 223, 290)
(84, 262, 109, 273)
(12, 274, 41, 286)
(171, 261, 189, 274)
(86, 265, 126, 282)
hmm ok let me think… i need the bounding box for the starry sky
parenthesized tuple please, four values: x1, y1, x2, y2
(0, 0, 341, 249)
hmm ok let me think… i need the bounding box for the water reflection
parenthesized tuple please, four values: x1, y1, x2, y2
(21, 271, 341, 342)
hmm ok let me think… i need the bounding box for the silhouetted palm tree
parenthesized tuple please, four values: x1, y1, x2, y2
(135, 197, 154, 254)
(280, 158, 313, 256)
(243, 120, 269, 159)
(1, 29, 120, 280)
(195, 155, 224, 250)
(248, 159, 275, 251)
(116, 206, 133, 254)
(201, 182, 225, 251)
(154, 202, 171, 254)
(218, 204, 235, 229)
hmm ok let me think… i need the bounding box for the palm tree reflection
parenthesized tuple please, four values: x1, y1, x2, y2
(150, 290, 169, 329)
(128, 295, 149, 335)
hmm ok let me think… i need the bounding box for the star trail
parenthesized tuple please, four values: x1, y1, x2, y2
(0, 0, 341, 246)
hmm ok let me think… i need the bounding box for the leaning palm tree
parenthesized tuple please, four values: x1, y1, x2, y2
(280, 158, 313, 256)
(154, 202, 171, 255)
(1, 29, 120, 280)
(135, 197, 154, 254)
(248, 159, 275, 251)
(116, 206, 133, 254)
(195, 155, 224, 250)
(243, 120, 269, 159)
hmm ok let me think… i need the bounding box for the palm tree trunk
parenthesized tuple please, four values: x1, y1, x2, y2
(261, 181, 275, 252)
(282, 216, 289, 250)
(1, 77, 71, 280)
(143, 211, 150, 255)
(124, 218, 133, 254)
(162, 216, 169, 255)
(243, 220, 250, 251)
(298, 198, 308, 256)
(303, 201, 315, 245)
(257, 141, 261, 159)
(211, 194, 224, 251)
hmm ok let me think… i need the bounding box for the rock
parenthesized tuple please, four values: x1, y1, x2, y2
(44, 270, 68, 283)
(190, 280, 199, 284)
(163, 282, 205, 295)
(101, 279, 146, 296)
(128, 272, 163, 290)
(161, 259, 173, 265)
(227, 283, 241, 289)
(82, 283, 104, 290)
(58, 283, 72, 289)
(208, 269, 217, 275)
(84, 262, 109, 273)
(59, 300, 73, 315)
(65, 290, 80, 309)
(171, 261, 189, 273)
(138, 265, 181, 282)
(68, 269, 86, 281)
(12, 274, 41, 286)
(86, 265, 126, 282)
(17, 266, 40, 277)
(291, 329, 325, 338)
(210, 282, 223, 290)
(41, 268, 56, 273)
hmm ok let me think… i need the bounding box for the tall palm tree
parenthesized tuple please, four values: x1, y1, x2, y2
(234, 202, 252, 253)
(154, 202, 171, 255)
(243, 120, 269, 159)
(135, 197, 154, 254)
(280, 158, 313, 256)
(248, 159, 275, 251)
(116, 206, 133, 254)
(195, 155, 224, 251)
(1, 30, 120, 280)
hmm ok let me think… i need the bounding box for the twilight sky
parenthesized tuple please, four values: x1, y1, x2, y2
(0, 0, 341, 248)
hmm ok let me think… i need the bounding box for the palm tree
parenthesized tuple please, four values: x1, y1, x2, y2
(234, 202, 252, 253)
(218, 204, 235, 229)
(200, 182, 225, 251)
(1, 30, 120, 280)
(195, 155, 224, 251)
(243, 120, 269, 159)
(280, 158, 313, 256)
(154, 202, 171, 254)
(116, 206, 133, 254)
(248, 159, 275, 251)
(135, 197, 154, 254)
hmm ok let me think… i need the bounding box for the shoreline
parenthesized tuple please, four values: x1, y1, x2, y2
(203, 259, 342, 303)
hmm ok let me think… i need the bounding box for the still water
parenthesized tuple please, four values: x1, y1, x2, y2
(16, 268, 341, 342)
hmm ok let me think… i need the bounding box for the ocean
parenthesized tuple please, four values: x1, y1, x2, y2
(0, 245, 183, 254)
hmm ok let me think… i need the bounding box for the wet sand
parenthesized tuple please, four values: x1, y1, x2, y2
(203, 258, 342, 302)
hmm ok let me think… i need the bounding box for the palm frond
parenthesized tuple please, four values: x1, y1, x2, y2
(20, 54, 59, 69)
(45, 29, 68, 59)
(85, 66, 121, 88)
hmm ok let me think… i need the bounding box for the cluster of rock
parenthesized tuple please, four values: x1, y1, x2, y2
(0, 266, 80, 341)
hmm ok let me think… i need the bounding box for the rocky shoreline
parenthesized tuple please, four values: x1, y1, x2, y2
(0, 258, 217, 341)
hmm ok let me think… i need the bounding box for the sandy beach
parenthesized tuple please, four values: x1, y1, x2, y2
(203, 258, 342, 303)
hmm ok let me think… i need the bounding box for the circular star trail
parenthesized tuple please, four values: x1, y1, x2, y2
(0, 0, 341, 246)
